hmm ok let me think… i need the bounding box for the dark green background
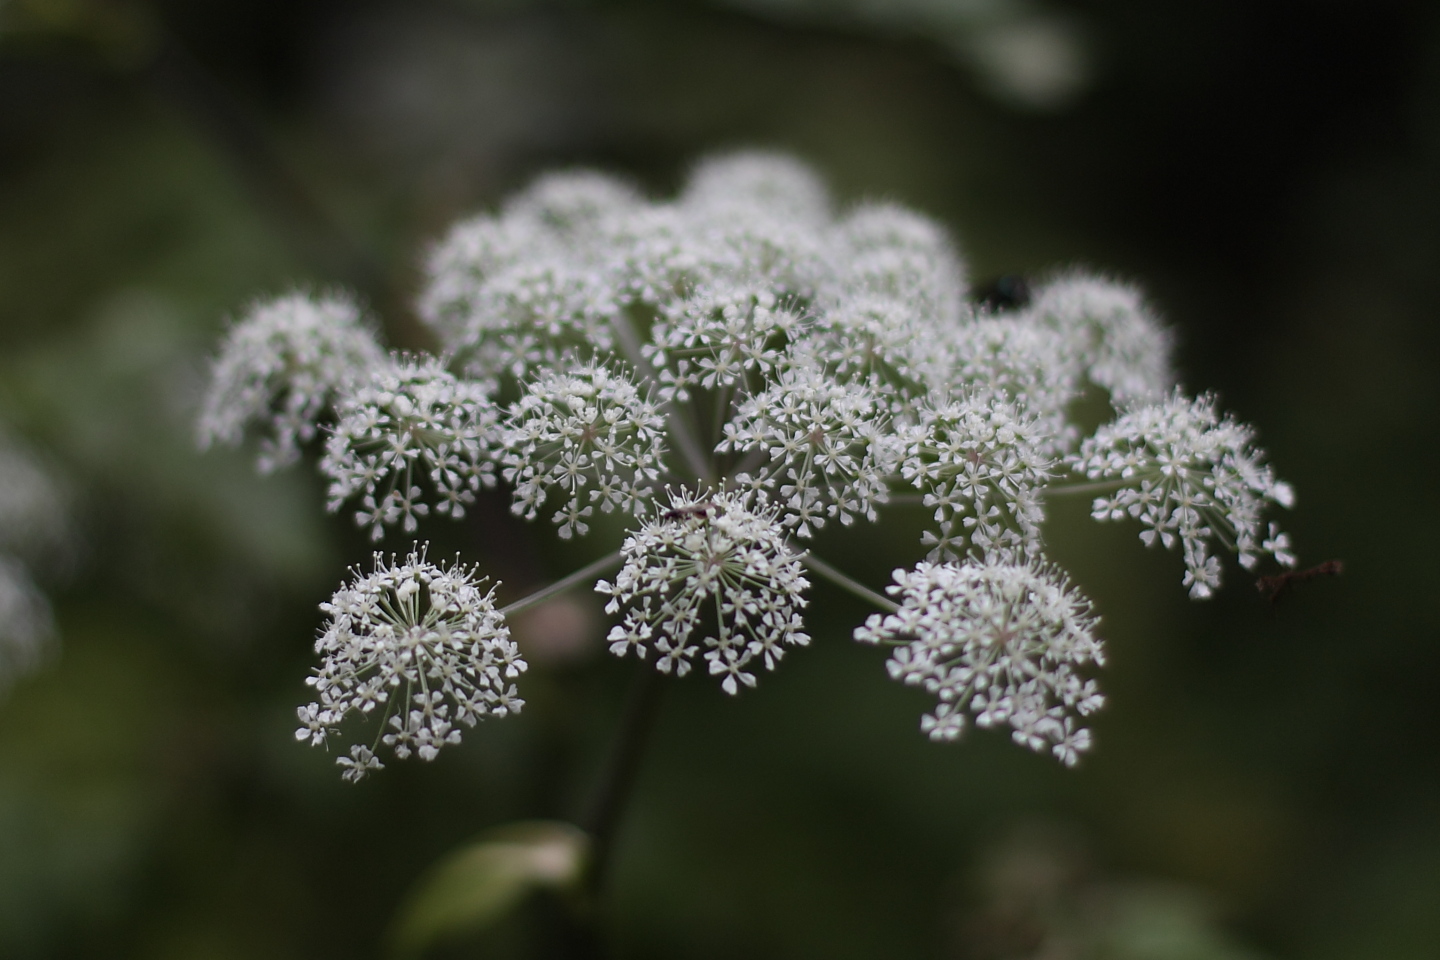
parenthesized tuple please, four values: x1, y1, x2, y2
(1, 1, 1436, 957)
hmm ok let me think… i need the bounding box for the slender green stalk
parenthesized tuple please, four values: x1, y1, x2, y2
(500, 552, 623, 617)
(1043, 477, 1130, 497)
(802, 553, 899, 613)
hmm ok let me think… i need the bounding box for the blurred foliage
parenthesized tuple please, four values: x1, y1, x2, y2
(390, 821, 591, 956)
(1, 0, 1438, 957)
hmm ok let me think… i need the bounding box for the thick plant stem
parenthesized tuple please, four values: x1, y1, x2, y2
(581, 663, 667, 895)
(551, 664, 666, 960)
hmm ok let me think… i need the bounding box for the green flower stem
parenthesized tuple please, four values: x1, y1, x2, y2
(1043, 477, 1131, 497)
(802, 553, 900, 613)
(581, 662, 667, 896)
(500, 552, 624, 617)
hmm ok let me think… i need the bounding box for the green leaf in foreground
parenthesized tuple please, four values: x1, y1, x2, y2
(388, 820, 591, 956)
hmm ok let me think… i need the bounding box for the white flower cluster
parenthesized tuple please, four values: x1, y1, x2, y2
(596, 489, 809, 695)
(720, 366, 897, 536)
(647, 286, 809, 402)
(501, 361, 666, 538)
(1071, 392, 1297, 599)
(198, 293, 385, 472)
(854, 561, 1103, 766)
(0, 431, 69, 695)
(296, 548, 525, 781)
(200, 151, 1300, 772)
(1026, 273, 1174, 408)
(321, 356, 498, 540)
(901, 393, 1050, 562)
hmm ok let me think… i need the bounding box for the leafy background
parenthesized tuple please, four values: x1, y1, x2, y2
(0, 0, 1436, 957)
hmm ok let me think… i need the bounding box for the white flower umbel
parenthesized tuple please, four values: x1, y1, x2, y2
(855, 561, 1103, 766)
(1025, 272, 1174, 407)
(646, 285, 807, 401)
(297, 546, 525, 781)
(501, 361, 667, 538)
(200, 151, 1304, 771)
(802, 204, 970, 412)
(900, 393, 1052, 563)
(675, 152, 833, 297)
(596, 489, 810, 694)
(321, 356, 498, 540)
(821, 202, 968, 328)
(1070, 391, 1297, 598)
(199, 292, 385, 472)
(720, 364, 897, 536)
(950, 316, 1080, 453)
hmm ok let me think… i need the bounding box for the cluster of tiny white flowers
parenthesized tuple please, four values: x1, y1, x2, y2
(0, 432, 69, 695)
(798, 203, 971, 410)
(646, 286, 807, 400)
(198, 292, 384, 472)
(200, 151, 1301, 774)
(720, 365, 898, 536)
(296, 548, 525, 781)
(949, 316, 1082, 453)
(1071, 392, 1297, 599)
(501, 361, 667, 538)
(1025, 273, 1174, 408)
(595, 489, 810, 695)
(821, 201, 968, 328)
(854, 561, 1103, 766)
(901, 394, 1051, 562)
(321, 356, 498, 540)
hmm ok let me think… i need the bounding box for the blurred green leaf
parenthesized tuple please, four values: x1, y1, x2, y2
(389, 820, 591, 957)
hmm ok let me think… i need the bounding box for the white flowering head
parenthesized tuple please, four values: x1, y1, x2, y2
(822, 202, 968, 327)
(1070, 391, 1297, 598)
(596, 489, 810, 695)
(199, 292, 385, 471)
(502, 169, 644, 237)
(901, 393, 1052, 562)
(682, 151, 832, 227)
(501, 361, 667, 538)
(720, 365, 899, 536)
(949, 316, 1080, 452)
(420, 172, 644, 382)
(321, 356, 498, 540)
(1025, 272, 1175, 407)
(296, 547, 525, 781)
(646, 285, 807, 400)
(200, 151, 1305, 771)
(675, 152, 832, 296)
(855, 561, 1103, 766)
